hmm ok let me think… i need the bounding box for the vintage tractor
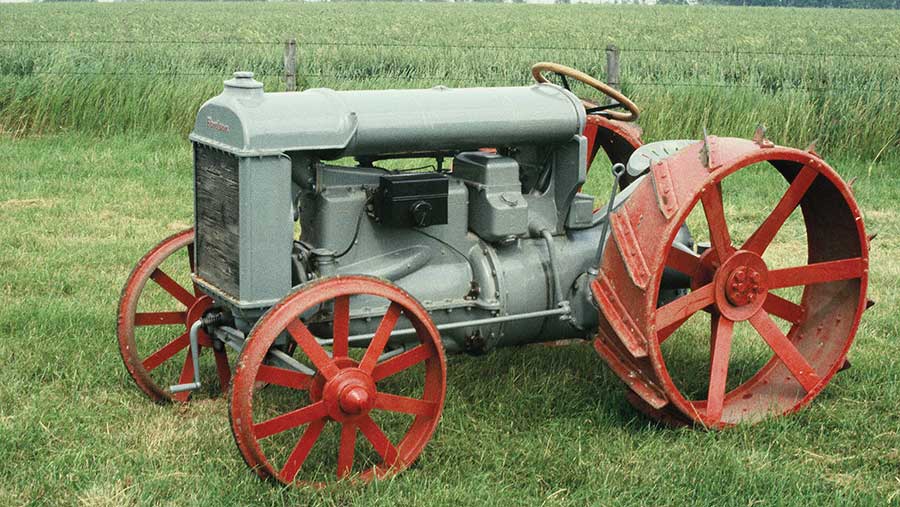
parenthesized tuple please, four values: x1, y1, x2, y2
(117, 63, 869, 486)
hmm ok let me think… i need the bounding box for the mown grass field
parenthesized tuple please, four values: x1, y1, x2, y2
(1, 3, 900, 507)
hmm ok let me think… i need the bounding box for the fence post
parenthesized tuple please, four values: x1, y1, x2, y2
(284, 38, 297, 92)
(605, 44, 620, 105)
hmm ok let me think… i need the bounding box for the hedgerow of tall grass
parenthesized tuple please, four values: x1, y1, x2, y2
(0, 3, 899, 161)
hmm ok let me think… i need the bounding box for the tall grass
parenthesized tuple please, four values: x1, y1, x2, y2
(1, 3, 899, 160)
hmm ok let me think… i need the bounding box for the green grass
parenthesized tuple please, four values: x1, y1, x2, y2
(1, 3, 900, 160)
(1, 131, 899, 506)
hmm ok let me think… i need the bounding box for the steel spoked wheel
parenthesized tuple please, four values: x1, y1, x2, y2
(593, 137, 869, 427)
(117, 228, 231, 403)
(230, 276, 446, 486)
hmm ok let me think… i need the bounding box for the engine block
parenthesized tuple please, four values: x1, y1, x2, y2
(188, 71, 611, 352)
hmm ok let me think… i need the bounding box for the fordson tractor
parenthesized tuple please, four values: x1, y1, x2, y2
(117, 63, 869, 485)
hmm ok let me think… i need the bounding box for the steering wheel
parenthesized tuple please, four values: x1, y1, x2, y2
(531, 62, 640, 122)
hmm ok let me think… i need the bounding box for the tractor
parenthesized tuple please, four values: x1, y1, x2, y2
(117, 63, 869, 486)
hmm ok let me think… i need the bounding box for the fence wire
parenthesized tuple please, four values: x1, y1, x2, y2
(1, 38, 899, 59)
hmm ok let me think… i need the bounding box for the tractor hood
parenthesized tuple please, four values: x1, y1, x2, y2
(189, 72, 586, 158)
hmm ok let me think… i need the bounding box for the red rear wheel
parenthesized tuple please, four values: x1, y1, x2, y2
(117, 229, 231, 403)
(230, 276, 446, 486)
(593, 138, 869, 427)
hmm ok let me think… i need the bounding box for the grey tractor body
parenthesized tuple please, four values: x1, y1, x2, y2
(189, 72, 684, 354)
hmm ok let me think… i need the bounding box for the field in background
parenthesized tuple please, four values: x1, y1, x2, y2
(1, 3, 900, 160)
(2, 3, 900, 506)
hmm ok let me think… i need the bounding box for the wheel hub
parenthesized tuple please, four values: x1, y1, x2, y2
(310, 358, 377, 421)
(338, 386, 371, 415)
(713, 250, 769, 321)
(325, 370, 376, 420)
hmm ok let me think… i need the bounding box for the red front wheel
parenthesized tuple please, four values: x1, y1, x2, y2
(117, 229, 231, 403)
(230, 276, 446, 486)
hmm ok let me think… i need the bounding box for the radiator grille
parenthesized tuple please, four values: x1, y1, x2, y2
(194, 144, 240, 297)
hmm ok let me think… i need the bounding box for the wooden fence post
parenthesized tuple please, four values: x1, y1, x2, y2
(606, 44, 620, 105)
(284, 38, 297, 92)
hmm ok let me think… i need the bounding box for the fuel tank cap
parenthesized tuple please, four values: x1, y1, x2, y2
(224, 71, 263, 93)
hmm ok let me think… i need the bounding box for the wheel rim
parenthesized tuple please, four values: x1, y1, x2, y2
(117, 228, 231, 403)
(592, 137, 868, 427)
(230, 276, 446, 486)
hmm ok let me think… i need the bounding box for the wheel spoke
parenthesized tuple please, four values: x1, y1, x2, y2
(359, 303, 403, 373)
(213, 349, 231, 390)
(332, 295, 350, 359)
(150, 268, 196, 307)
(286, 320, 339, 380)
(763, 293, 805, 325)
(357, 415, 399, 468)
(255, 364, 313, 390)
(253, 400, 328, 440)
(280, 418, 326, 483)
(657, 315, 690, 343)
(708, 309, 719, 360)
(768, 258, 865, 290)
(372, 344, 434, 382)
(171, 349, 196, 403)
(666, 246, 700, 276)
(141, 331, 190, 371)
(705, 315, 734, 424)
(655, 283, 715, 330)
(742, 165, 818, 255)
(700, 183, 734, 261)
(748, 310, 820, 392)
(134, 311, 186, 326)
(374, 392, 437, 417)
(337, 423, 357, 479)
